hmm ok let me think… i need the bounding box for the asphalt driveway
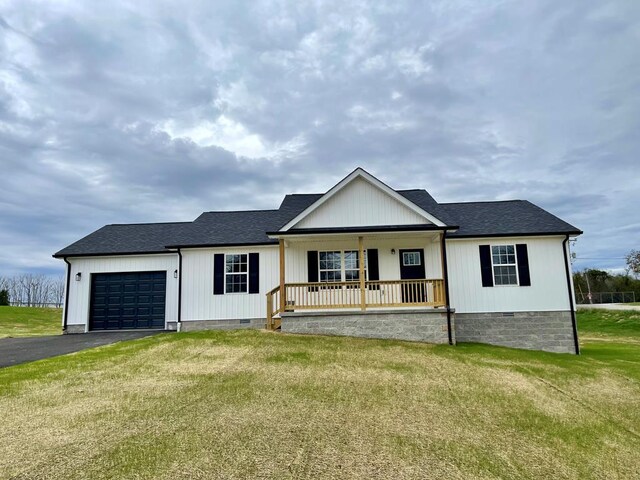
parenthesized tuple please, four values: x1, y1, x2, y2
(0, 331, 163, 368)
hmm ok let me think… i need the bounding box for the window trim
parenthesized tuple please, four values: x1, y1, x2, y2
(402, 251, 422, 267)
(224, 253, 249, 294)
(490, 244, 519, 287)
(318, 250, 368, 284)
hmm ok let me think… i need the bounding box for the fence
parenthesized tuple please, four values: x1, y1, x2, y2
(575, 292, 636, 304)
(8, 301, 64, 308)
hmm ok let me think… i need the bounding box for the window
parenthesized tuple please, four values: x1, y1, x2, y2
(319, 251, 341, 282)
(225, 254, 248, 293)
(402, 251, 421, 266)
(491, 245, 518, 285)
(319, 250, 367, 283)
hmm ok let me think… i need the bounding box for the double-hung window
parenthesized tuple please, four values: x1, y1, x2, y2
(225, 254, 248, 293)
(319, 250, 367, 283)
(491, 245, 518, 286)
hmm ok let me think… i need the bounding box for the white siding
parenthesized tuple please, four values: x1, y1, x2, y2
(181, 246, 279, 321)
(294, 177, 430, 229)
(285, 235, 442, 282)
(66, 254, 179, 330)
(447, 236, 571, 313)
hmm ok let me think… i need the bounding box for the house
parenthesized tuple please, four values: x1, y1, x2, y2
(54, 168, 582, 353)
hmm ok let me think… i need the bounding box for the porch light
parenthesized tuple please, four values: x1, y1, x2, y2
(173, 269, 178, 279)
(75, 272, 82, 281)
(391, 248, 396, 255)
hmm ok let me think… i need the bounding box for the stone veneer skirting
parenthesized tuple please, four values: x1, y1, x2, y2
(455, 311, 577, 354)
(167, 318, 264, 332)
(280, 309, 453, 344)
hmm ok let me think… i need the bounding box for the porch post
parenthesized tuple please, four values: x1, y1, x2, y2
(440, 232, 449, 307)
(359, 236, 366, 310)
(279, 239, 286, 313)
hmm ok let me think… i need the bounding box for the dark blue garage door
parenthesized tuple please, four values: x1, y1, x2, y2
(90, 272, 166, 330)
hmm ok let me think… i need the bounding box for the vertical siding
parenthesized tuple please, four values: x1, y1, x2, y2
(295, 177, 430, 228)
(446, 236, 571, 313)
(65, 254, 179, 329)
(181, 246, 279, 321)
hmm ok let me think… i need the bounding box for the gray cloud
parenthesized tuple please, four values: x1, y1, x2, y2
(0, 0, 639, 276)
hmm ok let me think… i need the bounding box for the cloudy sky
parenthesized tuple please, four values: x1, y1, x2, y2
(1, 0, 639, 276)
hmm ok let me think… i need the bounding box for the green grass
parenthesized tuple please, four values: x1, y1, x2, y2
(0, 311, 639, 479)
(0, 306, 61, 338)
(577, 308, 640, 338)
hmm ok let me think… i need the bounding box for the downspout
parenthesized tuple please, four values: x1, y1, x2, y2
(441, 231, 453, 345)
(177, 248, 183, 332)
(562, 235, 580, 355)
(62, 257, 71, 332)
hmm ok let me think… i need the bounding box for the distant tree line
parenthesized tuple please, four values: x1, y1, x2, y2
(572, 249, 640, 304)
(0, 274, 65, 307)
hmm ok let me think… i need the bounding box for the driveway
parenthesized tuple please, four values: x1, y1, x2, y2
(577, 304, 640, 312)
(0, 331, 163, 368)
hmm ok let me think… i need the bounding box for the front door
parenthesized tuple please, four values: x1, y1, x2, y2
(399, 249, 426, 303)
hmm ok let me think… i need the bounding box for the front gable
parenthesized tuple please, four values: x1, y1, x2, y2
(280, 168, 446, 231)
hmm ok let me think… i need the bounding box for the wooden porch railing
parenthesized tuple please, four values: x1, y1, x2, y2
(265, 285, 282, 330)
(266, 279, 445, 329)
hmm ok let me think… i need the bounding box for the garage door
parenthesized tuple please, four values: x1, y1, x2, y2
(90, 272, 166, 330)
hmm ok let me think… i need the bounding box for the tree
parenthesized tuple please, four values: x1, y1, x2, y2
(0, 289, 8, 306)
(626, 250, 640, 278)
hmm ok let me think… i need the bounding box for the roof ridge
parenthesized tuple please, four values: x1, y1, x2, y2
(200, 208, 280, 214)
(441, 199, 525, 205)
(107, 221, 192, 226)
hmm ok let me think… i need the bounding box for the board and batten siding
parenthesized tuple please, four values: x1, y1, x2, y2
(285, 235, 443, 283)
(64, 254, 179, 330)
(446, 236, 571, 313)
(181, 246, 279, 321)
(294, 177, 430, 229)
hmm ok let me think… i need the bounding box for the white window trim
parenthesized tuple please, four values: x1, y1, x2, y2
(318, 250, 368, 283)
(402, 251, 422, 267)
(490, 244, 519, 287)
(224, 253, 249, 294)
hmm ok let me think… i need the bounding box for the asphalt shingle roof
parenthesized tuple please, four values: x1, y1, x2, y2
(53, 188, 581, 257)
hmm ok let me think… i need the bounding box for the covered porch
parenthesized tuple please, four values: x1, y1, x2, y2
(266, 229, 450, 330)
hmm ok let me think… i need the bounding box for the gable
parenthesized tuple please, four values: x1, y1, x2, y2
(292, 176, 432, 229)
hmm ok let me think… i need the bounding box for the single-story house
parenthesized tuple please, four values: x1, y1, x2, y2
(54, 168, 582, 353)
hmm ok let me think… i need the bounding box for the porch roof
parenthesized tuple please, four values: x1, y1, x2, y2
(266, 224, 457, 238)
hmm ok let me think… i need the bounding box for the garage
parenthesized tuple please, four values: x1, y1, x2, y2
(90, 271, 167, 330)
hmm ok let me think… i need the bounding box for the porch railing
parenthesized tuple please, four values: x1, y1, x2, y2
(266, 279, 445, 329)
(266, 285, 281, 330)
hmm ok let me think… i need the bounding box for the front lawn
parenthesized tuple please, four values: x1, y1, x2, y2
(0, 306, 61, 338)
(0, 311, 638, 479)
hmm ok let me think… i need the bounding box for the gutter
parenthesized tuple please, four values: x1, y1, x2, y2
(562, 235, 580, 355)
(177, 248, 183, 332)
(441, 232, 453, 345)
(62, 257, 71, 332)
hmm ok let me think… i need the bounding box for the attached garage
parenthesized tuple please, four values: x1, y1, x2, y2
(90, 271, 167, 330)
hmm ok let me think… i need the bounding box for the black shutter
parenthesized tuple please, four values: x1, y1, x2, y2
(214, 253, 225, 295)
(307, 251, 319, 282)
(516, 244, 531, 286)
(367, 249, 380, 290)
(479, 245, 493, 287)
(367, 249, 379, 280)
(307, 251, 318, 292)
(249, 253, 259, 294)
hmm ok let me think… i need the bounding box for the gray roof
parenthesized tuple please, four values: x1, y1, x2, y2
(53, 188, 581, 257)
(53, 222, 191, 257)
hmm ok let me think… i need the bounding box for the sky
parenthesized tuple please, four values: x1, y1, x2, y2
(0, 0, 639, 277)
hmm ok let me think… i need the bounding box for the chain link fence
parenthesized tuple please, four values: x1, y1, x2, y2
(576, 292, 636, 304)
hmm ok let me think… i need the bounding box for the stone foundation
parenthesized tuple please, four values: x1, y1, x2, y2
(455, 311, 577, 354)
(280, 309, 453, 344)
(167, 318, 264, 332)
(64, 325, 85, 334)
